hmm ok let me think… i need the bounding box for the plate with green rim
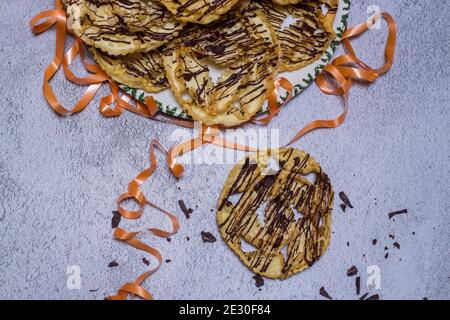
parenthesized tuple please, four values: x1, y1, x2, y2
(120, 0, 351, 120)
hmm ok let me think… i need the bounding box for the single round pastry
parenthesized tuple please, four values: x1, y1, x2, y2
(217, 148, 334, 279)
(159, 0, 241, 24)
(161, 1, 281, 127)
(64, 0, 185, 56)
(89, 47, 169, 93)
(261, 0, 338, 71)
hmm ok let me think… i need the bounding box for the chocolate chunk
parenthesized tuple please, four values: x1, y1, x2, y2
(347, 265, 358, 277)
(178, 200, 193, 219)
(356, 276, 361, 295)
(346, 242, 350, 247)
(142, 258, 150, 266)
(340, 204, 347, 212)
(166, 237, 172, 242)
(359, 292, 369, 300)
(385, 253, 389, 259)
(253, 274, 264, 288)
(111, 211, 121, 229)
(186, 236, 190, 241)
(393, 242, 400, 249)
(108, 261, 119, 268)
(201, 231, 217, 243)
(388, 209, 408, 220)
(319, 287, 333, 300)
(366, 294, 380, 300)
(338, 192, 353, 208)
(384, 246, 388, 251)
(372, 239, 377, 245)
(165, 259, 172, 263)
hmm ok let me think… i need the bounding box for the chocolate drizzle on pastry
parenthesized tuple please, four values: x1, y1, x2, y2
(65, 0, 185, 56)
(261, 0, 337, 72)
(159, 0, 241, 24)
(162, 1, 281, 126)
(217, 148, 334, 279)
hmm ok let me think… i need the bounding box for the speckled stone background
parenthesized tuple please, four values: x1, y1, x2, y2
(0, 0, 449, 300)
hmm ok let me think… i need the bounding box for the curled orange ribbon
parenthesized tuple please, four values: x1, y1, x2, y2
(108, 140, 180, 300)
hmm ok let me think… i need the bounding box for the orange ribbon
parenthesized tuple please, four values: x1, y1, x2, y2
(30, 1, 397, 300)
(108, 140, 180, 300)
(30, 0, 160, 119)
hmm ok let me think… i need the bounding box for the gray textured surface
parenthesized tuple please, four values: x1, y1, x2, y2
(0, 0, 449, 300)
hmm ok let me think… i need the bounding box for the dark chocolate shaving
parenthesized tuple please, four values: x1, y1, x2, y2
(347, 265, 358, 277)
(355, 276, 361, 295)
(201, 231, 217, 243)
(142, 258, 150, 266)
(359, 292, 369, 300)
(111, 211, 121, 229)
(178, 200, 193, 219)
(338, 192, 353, 208)
(108, 261, 119, 268)
(393, 242, 400, 249)
(340, 204, 346, 212)
(372, 239, 377, 245)
(319, 287, 333, 300)
(253, 274, 264, 288)
(388, 209, 407, 220)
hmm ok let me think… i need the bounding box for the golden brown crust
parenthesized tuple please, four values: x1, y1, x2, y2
(217, 148, 334, 279)
(159, 0, 241, 24)
(261, 0, 338, 72)
(65, 0, 185, 56)
(161, 2, 281, 126)
(89, 47, 169, 93)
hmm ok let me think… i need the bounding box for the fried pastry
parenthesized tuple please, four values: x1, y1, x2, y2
(64, 0, 185, 56)
(159, 0, 241, 24)
(262, 0, 337, 71)
(162, 2, 281, 126)
(217, 148, 334, 279)
(89, 47, 169, 93)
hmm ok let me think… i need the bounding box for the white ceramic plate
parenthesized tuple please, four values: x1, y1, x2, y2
(120, 0, 351, 120)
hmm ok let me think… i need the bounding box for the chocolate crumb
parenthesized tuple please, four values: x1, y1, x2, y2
(385, 253, 389, 259)
(372, 239, 377, 245)
(165, 259, 172, 263)
(253, 274, 264, 288)
(201, 231, 217, 243)
(186, 236, 190, 241)
(111, 211, 121, 229)
(366, 294, 380, 300)
(178, 200, 193, 219)
(423, 297, 428, 300)
(346, 242, 350, 247)
(356, 276, 361, 295)
(166, 237, 172, 242)
(389, 234, 395, 239)
(388, 209, 408, 220)
(359, 292, 369, 300)
(338, 192, 353, 208)
(340, 204, 347, 212)
(384, 246, 388, 251)
(393, 242, 400, 249)
(347, 265, 358, 277)
(412, 232, 416, 235)
(89, 289, 98, 292)
(108, 261, 119, 268)
(319, 287, 333, 300)
(142, 258, 150, 266)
